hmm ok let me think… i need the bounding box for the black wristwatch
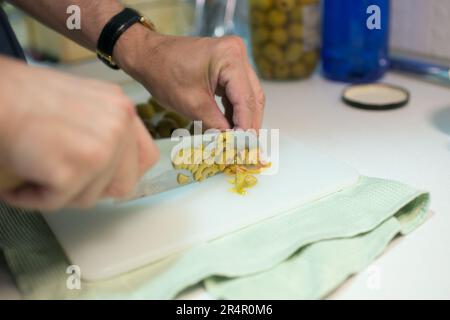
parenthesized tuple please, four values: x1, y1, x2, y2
(96, 8, 156, 70)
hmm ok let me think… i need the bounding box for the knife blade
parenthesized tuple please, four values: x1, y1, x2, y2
(120, 168, 194, 202)
(120, 130, 261, 202)
(0, 131, 260, 202)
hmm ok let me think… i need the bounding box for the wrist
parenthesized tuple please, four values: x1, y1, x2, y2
(112, 22, 165, 83)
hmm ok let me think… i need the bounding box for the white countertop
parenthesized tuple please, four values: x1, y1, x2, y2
(1, 70, 449, 299)
(259, 72, 450, 299)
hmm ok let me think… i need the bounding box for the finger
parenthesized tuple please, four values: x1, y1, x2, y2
(0, 183, 77, 212)
(221, 95, 234, 126)
(46, 117, 154, 208)
(69, 167, 117, 208)
(0, 185, 51, 211)
(0, 127, 99, 211)
(103, 132, 140, 199)
(194, 96, 231, 130)
(68, 116, 153, 208)
(134, 117, 159, 177)
(219, 63, 256, 130)
(245, 62, 265, 130)
(68, 133, 127, 208)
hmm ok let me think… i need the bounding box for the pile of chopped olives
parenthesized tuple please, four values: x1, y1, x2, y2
(136, 98, 194, 139)
(171, 132, 271, 195)
(250, 0, 320, 80)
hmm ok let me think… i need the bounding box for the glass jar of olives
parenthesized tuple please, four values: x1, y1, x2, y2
(249, 0, 320, 80)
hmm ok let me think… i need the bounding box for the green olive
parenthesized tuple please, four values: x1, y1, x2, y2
(252, 27, 270, 45)
(262, 43, 284, 63)
(270, 28, 289, 46)
(273, 63, 290, 79)
(165, 111, 191, 128)
(275, 0, 296, 11)
(290, 9, 303, 22)
(142, 119, 158, 138)
(288, 23, 303, 40)
(267, 9, 287, 28)
(148, 97, 166, 112)
(250, 0, 274, 11)
(156, 118, 179, 138)
(252, 44, 262, 60)
(297, 0, 319, 5)
(303, 51, 318, 67)
(290, 62, 308, 78)
(285, 43, 303, 63)
(255, 57, 273, 79)
(251, 10, 266, 26)
(136, 103, 155, 121)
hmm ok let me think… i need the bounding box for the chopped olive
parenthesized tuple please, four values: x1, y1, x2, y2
(177, 173, 190, 185)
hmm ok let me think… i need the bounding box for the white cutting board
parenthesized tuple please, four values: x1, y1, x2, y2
(44, 136, 360, 281)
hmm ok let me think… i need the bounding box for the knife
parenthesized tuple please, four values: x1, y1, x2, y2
(123, 130, 259, 201)
(0, 166, 194, 201)
(0, 130, 259, 202)
(119, 168, 194, 202)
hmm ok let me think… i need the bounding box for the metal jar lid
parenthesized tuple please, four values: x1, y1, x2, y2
(342, 83, 410, 110)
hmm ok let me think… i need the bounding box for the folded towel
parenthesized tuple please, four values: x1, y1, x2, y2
(0, 176, 429, 299)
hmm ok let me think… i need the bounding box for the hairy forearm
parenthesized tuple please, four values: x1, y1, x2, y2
(8, 0, 124, 50)
(7, 0, 162, 79)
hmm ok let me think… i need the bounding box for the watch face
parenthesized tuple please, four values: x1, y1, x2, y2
(342, 83, 410, 110)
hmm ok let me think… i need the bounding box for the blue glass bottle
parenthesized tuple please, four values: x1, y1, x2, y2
(321, 0, 390, 83)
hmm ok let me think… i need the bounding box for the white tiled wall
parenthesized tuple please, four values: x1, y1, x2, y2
(390, 0, 450, 61)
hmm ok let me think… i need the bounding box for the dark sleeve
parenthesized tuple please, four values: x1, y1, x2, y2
(0, 5, 26, 61)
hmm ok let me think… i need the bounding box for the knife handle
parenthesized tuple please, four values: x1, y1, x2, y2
(0, 168, 23, 191)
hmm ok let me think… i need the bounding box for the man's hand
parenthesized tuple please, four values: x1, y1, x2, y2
(116, 29, 265, 131)
(10, 0, 265, 130)
(0, 57, 159, 211)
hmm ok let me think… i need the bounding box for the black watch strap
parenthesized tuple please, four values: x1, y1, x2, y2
(96, 8, 154, 70)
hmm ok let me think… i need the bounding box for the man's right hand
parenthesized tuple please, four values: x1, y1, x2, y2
(0, 57, 159, 211)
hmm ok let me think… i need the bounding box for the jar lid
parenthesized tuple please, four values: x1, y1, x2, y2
(342, 83, 410, 110)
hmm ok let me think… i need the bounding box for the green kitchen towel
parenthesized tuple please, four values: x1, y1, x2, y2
(0, 177, 429, 299)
